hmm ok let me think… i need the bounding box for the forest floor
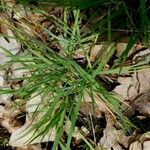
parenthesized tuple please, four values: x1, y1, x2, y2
(0, 1, 150, 150)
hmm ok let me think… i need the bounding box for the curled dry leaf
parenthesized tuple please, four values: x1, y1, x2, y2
(137, 132, 150, 144)
(129, 132, 150, 150)
(9, 94, 56, 147)
(113, 76, 138, 101)
(132, 49, 150, 93)
(89, 45, 104, 62)
(114, 49, 150, 115)
(116, 42, 145, 58)
(9, 122, 56, 147)
(0, 23, 21, 64)
(125, 89, 150, 116)
(98, 117, 129, 150)
(1, 100, 24, 133)
(129, 141, 142, 150)
(116, 42, 127, 57)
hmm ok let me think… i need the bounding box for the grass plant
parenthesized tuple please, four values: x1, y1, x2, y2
(0, 0, 150, 149)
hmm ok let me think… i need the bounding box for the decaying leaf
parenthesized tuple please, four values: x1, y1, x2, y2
(129, 141, 142, 150)
(9, 94, 56, 147)
(125, 89, 150, 116)
(0, 22, 21, 64)
(98, 114, 129, 150)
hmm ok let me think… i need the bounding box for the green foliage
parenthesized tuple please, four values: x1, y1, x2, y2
(0, 0, 150, 149)
(17, 0, 110, 9)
